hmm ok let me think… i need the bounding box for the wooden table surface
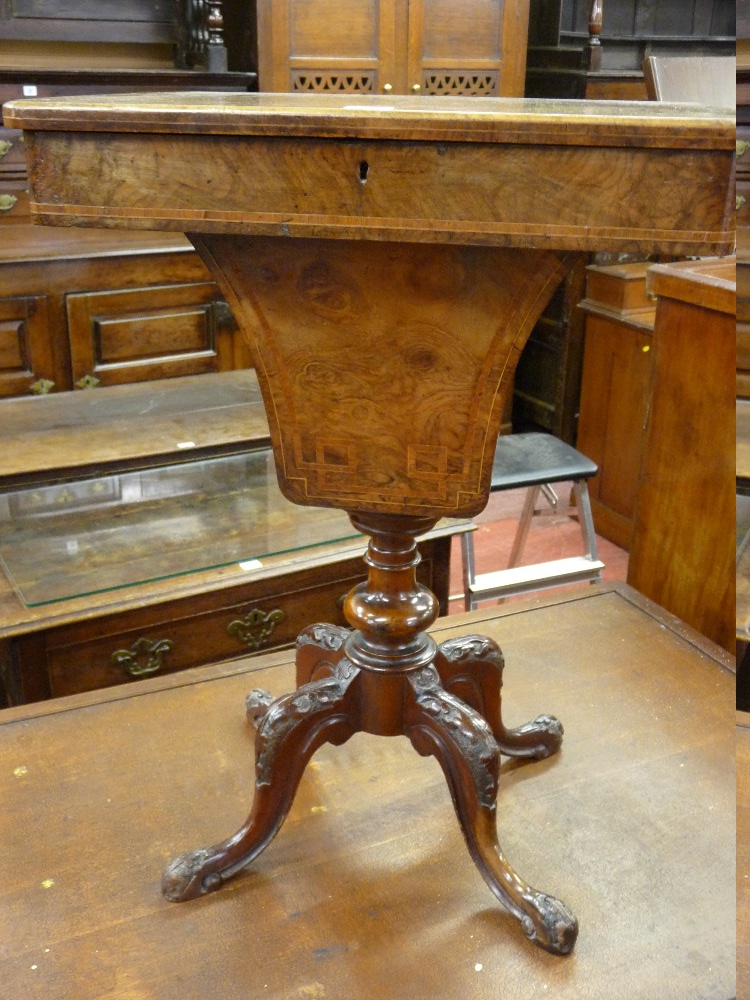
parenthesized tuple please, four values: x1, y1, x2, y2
(0, 370, 270, 489)
(0, 584, 735, 1000)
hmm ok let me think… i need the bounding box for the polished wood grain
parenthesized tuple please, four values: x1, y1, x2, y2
(576, 263, 654, 549)
(0, 587, 735, 999)
(3, 94, 735, 255)
(193, 234, 572, 517)
(627, 257, 735, 653)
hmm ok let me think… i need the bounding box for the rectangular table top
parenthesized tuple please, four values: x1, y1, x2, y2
(0, 585, 734, 1000)
(2, 93, 735, 255)
(2, 92, 735, 145)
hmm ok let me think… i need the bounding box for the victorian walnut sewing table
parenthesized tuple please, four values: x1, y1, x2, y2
(3, 92, 735, 955)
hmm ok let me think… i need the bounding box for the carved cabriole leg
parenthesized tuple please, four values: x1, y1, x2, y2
(295, 623, 351, 687)
(162, 658, 359, 902)
(246, 625, 352, 731)
(245, 688, 274, 727)
(435, 635, 564, 760)
(405, 665, 578, 956)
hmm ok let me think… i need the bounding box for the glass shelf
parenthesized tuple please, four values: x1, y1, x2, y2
(0, 450, 360, 607)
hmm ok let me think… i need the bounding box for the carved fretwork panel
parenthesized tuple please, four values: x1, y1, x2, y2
(423, 71, 499, 96)
(291, 71, 376, 93)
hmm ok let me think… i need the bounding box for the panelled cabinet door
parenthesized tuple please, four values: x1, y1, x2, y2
(0, 294, 57, 398)
(257, 0, 399, 95)
(256, 0, 529, 97)
(408, 0, 530, 97)
(65, 282, 235, 389)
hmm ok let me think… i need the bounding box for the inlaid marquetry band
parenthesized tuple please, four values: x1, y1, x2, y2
(27, 203, 731, 252)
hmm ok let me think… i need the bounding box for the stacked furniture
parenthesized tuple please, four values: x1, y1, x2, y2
(626, 257, 735, 655)
(576, 261, 655, 548)
(0, 371, 468, 707)
(525, 0, 735, 100)
(514, 0, 735, 441)
(0, 2, 257, 399)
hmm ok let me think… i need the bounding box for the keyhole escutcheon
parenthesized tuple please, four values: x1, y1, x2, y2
(359, 160, 369, 184)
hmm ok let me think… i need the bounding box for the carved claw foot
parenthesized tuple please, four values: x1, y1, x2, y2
(498, 713, 563, 760)
(295, 623, 351, 686)
(405, 665, 577, 955)
(162, 846, 227, 902)
(519, 889, 578, 955)
(245, 688, 274, 727)
(435, 634, 564, 760)
(163, 659, 360, 903)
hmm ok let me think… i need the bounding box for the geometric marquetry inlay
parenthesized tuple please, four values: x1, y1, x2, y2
(191, 234, 571, 519)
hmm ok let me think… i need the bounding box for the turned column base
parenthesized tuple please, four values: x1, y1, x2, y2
(162, 623, 577, 956)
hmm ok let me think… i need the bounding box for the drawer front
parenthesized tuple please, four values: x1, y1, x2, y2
(66, 281, 236, 388)
(0, 128, 27, 179)
(0, 293, 56, 397)
(15, 552, 435, 702)
(44, 578, 356, 697)
(0, 186, 29, 224)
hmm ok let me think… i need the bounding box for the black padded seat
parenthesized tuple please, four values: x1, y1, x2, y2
(490, 432, 598, 490)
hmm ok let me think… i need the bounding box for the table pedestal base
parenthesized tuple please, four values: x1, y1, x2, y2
(161, 513, 578, 955)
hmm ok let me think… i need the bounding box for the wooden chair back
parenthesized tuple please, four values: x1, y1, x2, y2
(642, 55, 735, 107)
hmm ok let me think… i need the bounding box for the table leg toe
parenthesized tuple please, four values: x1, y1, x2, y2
(406, 665, 577, 955)
(435, 634, 564, 759)
(163, 661, 359, 902)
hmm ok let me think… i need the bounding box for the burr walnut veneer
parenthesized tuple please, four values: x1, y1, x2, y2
(3, 92, 735, 955)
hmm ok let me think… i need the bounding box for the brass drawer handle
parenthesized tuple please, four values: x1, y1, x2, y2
(228, 607, 284, 651)
(30, 378, 55, 395)
(112, 637, 174, 678)
(0, 140, 12, 158)
(0, 194, 18, 212)
(738, 140, 749, 158)
(739, 195, 747, 212)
